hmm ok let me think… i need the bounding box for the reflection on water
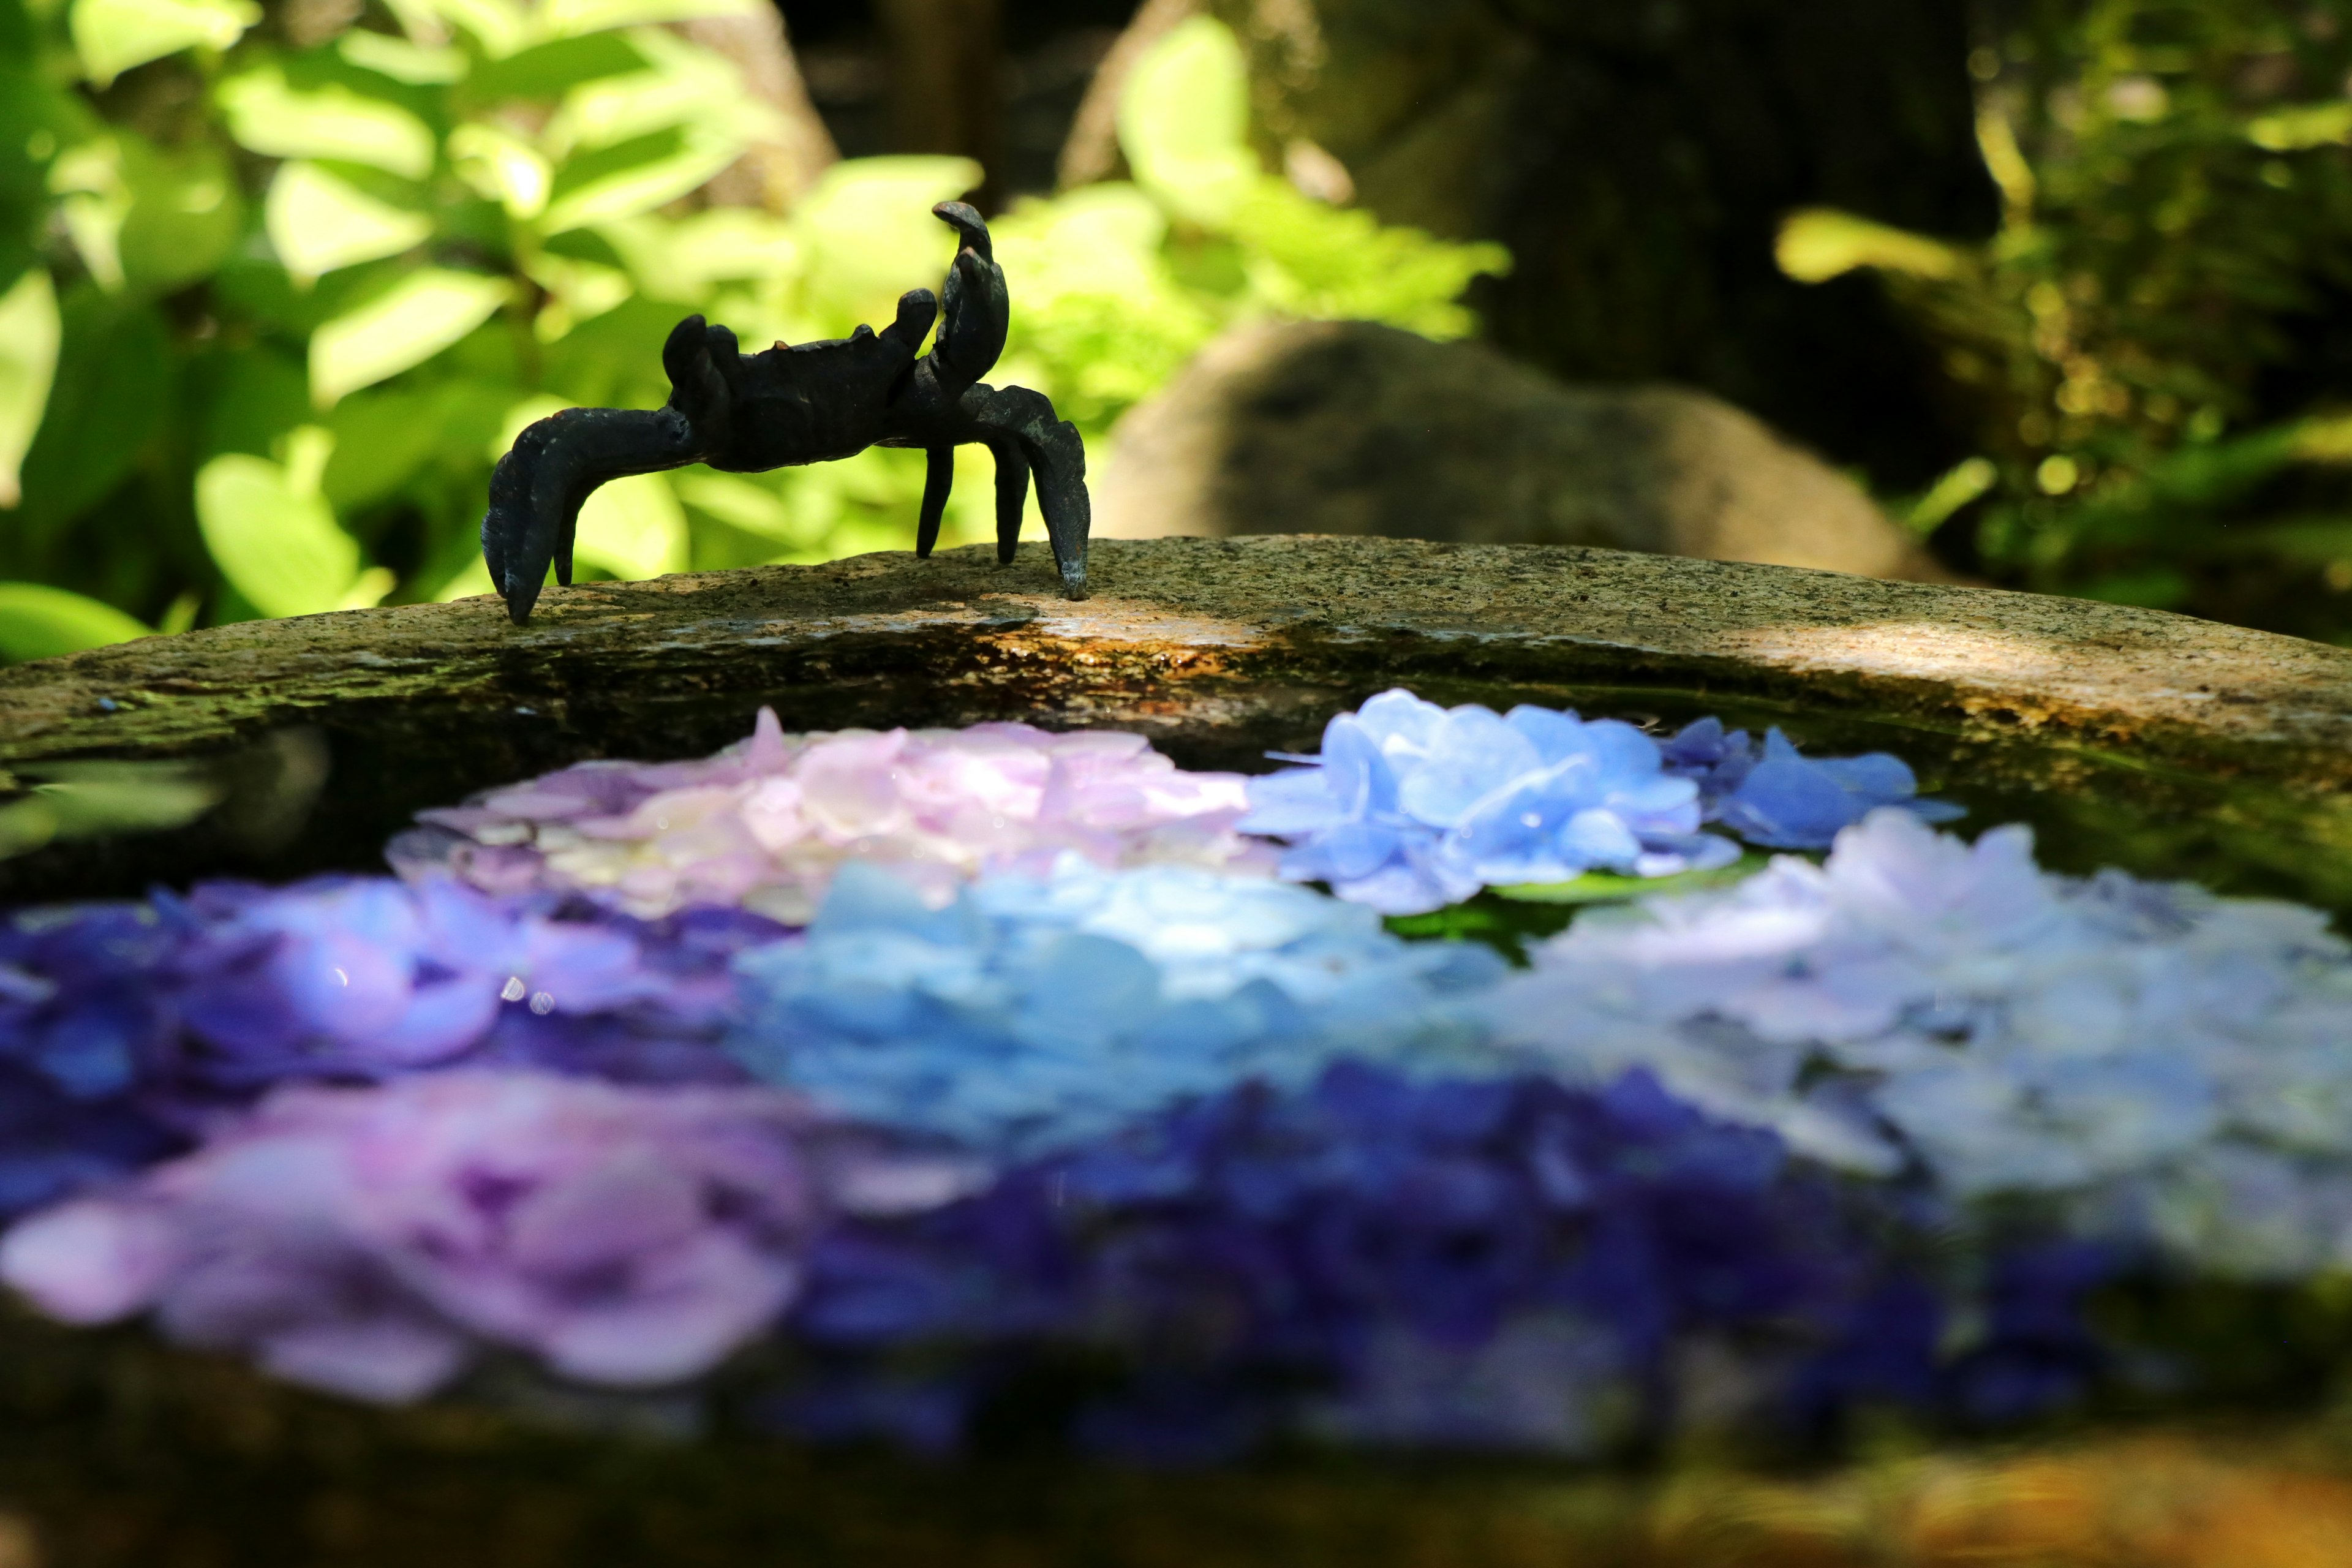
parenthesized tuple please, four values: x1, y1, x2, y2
(0, 729, 328, 866)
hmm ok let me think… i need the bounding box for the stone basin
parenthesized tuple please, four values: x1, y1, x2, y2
(1, 534, 2348, 910)
(6, 535, 2352, 1567)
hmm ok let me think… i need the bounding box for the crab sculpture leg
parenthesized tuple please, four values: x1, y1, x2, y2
(480, 202, 1090, 625)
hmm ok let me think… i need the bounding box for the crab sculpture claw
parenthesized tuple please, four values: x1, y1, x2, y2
(481, 200, 1090, 625)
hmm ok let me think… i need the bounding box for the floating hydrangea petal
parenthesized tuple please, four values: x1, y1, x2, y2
(0, 1072, 984, 1401)
(728, 858, 1511, 1157)
(785, 1063, 2107, 1457)
(1649, 716, 1971, 849)
(1239, 692, 1955, 914)
(392, 709, 1274, 922)
(1487, 810, 2352, 1276)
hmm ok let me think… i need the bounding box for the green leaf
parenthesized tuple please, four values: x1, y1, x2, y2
(13, 285, 169, 537)
(2248, 102, 2352, 153)
(322, 387, 445, 511)
(464, 32, 644, 104)
(1493, 854, 1771, 905)
(538, 0, 754, 39)
(337, 28, 467, 85)
(674, 469, 795, 540)
(47, 139, 130, 290)
(192, 344, 309, 463)
(194, 426, 368, 617)
(424, 0, 528, 56)
(538, 129, 741, 233)
(542, 30, 772, 157)
(309, 268, 510, 405)
(0, 581, 149, 662)
(1117, 16, 1257, 225)
(792, 156, 983, 326)
(114, 135, 243, 294)
(447, 122, 550, 217)
(217, 68, 437, 181)
(574, 470, 687, 579)
(70, 0, 259, 87)
(266, 160, 432, 282)
(0, 268, 59, 510)
(1775, 208, 1963, 284)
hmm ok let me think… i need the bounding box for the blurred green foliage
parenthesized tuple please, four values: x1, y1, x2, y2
(1782, 0, 2352, 639)
(0, 4, 1504, 657)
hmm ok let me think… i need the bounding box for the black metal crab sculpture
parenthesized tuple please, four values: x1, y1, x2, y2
(481, 201, 1090, 624)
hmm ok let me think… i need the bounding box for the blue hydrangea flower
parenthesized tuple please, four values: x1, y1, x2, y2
(0, 879, 780, 1118)
(0, 902, 194, 1215)
(1662, 718, 1965, 848)
(0, 1064, 182, 1218)
(1240, 691, 1737, 915)
(1488, 809, 2352, 1278)
(782, 1063, 2106, 1458)
(728, 858, 1509, 1156)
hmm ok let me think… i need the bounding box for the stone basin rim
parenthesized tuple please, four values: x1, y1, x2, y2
(0, 535, 2342, 790)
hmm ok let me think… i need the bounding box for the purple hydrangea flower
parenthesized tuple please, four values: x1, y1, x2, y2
(783, 1064, 1981, 1458)
(1662, 718, 1964, 849)
(1239, 691, 1738, 916)
(729, 859, 1507, 1157)
(0, 1071, 984, 1402)
(391, 708, 1275, 924)
(159, 877, 780, 1093)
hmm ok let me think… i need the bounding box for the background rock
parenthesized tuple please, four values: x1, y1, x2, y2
(1093, 320, 1954, 581)
(1076, 0, 1996, 490)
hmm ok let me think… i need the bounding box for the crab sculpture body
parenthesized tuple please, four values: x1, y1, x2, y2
(481, 202, 1090, 624)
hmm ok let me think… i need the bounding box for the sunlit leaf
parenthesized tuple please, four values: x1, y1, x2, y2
(465, 32, 644, 103)
(1228, 179, 1507, 339)
(539, 0, 754, 39)
(0, 270, 59, 510)
(47, 140, 129, 290)
(266, 162, 432, 284)
(1494, 855, 1770, 906)
(70, 0, 258, 87)
(595, 206, 794, 301)
(791, 156, 982, 326)
(50, 133, 241, 296)
(493, 394, 567, 455)
(2248, 102, 2352, 153)
(217, 69, 437, 181)
(194, 426, 370, 617)
(538, 130, 743, 234)
(0, 581, 148, 662)
(544, 31, 770, 156)
(448, 122, 551, 217)
(674, 469, 793, 540)
(339, 565, 396, 609)
(524, 251, 631, 340)
(575, 471, 688, 580)
(1776, 208, 1964, 284)
(433, 556, 494, 601)
(337, 28, 467, 84)
(309, 269, 511, 405)
(407, 0, 526, 56)
(1117, 16, 1257, 225)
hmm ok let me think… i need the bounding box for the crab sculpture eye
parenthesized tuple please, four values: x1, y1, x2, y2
(479, 201, 1091, 625)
